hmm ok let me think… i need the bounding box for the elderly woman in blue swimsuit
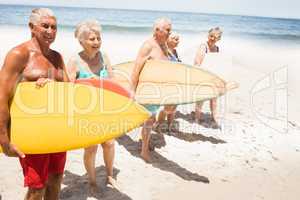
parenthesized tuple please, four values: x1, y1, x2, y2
(67, 20, 117, 194)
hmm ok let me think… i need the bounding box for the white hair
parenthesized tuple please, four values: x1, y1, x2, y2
(74, 20, 102, 42)
(153, 17, 172, 31)
(29, 8, 55, 25)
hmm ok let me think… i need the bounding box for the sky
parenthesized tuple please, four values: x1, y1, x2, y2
(0, 0, 299, 19)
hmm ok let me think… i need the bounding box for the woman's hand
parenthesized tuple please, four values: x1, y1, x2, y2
(129, 90, 136, 100)
(36, 78, 53, 88)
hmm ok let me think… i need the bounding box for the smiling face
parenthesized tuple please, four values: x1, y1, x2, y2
(154, 22, 172, 44)
(31, 16, 57, 46)
(80, 31, 101, 55)
(208, 34, 219, 44)
(207, 29, 222, 45)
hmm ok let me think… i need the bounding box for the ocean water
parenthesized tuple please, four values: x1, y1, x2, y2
(0, 4, 299, 124)
(0, 4, 300, 45)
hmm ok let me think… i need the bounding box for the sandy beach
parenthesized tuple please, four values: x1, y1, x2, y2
(0, 22, 300, 200)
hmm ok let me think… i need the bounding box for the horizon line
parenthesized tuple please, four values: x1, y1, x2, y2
(1, 3, 300, 21)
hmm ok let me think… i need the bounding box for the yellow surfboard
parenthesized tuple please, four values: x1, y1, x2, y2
(0, 82, 150, 154)
(112, 60, 237, 105)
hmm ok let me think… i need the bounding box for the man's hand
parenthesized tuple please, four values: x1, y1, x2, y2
(36, 78, 53, 88)
(1, 142, 25, 158)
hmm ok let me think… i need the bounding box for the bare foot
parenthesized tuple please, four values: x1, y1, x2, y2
(211, 119, 220, 129)
(196, 118, 205, 124)
(140, 151, 151, 163)
(194, 112, 204, 124)
(168, 122, 178, 134)
(106, 176, 120, 190)
(88, 183, 101, 197)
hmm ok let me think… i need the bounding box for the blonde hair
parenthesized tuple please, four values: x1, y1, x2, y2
(208, 27, 223, 40)
(153, 17, 172, 32)
(74, 20, 102, 42)
(29, 8, 55, 25)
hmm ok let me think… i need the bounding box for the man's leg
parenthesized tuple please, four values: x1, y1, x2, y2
(19, 154, 50, 200)
(44, 152, 66, 199)
(44, 173, 63, 200)
(141, 116, 156, 162)
(25, 188, 45, 200)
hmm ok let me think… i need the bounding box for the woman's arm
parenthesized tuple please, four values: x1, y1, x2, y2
(194, 44, 206, 66)
(66, 56, 79, 82)
(102, 52, 113, 78)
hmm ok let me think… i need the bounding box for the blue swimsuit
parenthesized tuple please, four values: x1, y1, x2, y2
(76, 52, 109, 79)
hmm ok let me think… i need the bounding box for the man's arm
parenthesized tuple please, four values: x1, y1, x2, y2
(131, 42, 152, 92)
(0, 48, 27, 157)
(60, 55, 69, 82)
(194, 44, 206, 66)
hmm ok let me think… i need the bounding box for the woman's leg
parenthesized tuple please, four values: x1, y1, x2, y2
(83, 145, 98, 187)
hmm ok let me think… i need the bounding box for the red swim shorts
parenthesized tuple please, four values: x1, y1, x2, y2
(19, 152, 66, 189)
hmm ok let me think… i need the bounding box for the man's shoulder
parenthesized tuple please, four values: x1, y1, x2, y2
(49, 50, 64, 69)
(1, 42, 31, 71)
(7, 42, 30, 61)
(50, 49, 63, 59)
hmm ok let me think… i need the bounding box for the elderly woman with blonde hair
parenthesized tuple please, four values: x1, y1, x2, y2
(156, 32, 181, 133)
(194, 27, 223, 129)
(67, 20, 117, 194)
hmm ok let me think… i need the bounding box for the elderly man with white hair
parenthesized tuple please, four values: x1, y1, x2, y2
(131, 17, 173, 162)
(0, 8, 68, 200)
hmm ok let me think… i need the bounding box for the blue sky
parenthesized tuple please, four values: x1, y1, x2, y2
(0, 0, 299, 19)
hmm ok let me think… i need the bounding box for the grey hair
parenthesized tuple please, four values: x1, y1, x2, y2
(29, 8, 55, 25)
(74, 20, 102, 42)
(208, 27, 223, 39)
(153, 17, 172, 31)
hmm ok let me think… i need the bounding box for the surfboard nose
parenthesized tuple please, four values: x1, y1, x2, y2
(0, 82, 150, 154)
